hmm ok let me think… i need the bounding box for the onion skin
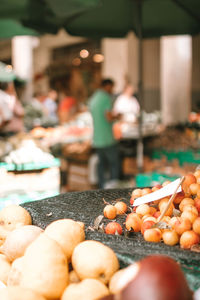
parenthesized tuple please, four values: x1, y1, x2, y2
(101, 255, 193, 300)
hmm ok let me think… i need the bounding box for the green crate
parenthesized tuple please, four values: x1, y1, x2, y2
(0, 190, 59, 210)
(152, 149, 200, 166)
(178, 150, 200, 166)
(136, 172, 180, 188)
(0, 158, 60, 171)
(151, 149, 163, 160)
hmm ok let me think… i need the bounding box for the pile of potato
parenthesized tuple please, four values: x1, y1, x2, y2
(0, 205, 120, 300)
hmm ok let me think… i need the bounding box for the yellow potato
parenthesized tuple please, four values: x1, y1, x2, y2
(20, 233, 68, 299)
(0, 205, 32, 231)
(61, 279, 109, 300)
(0, 286, 46, 300)
(72, 240, 119, 285)
(44, 219, 85, 261)
(0, 254, 11, 284)
(1, 225, 43, 262)
(69, 270, 80, 284)
(0, 226, 12, 246)
(7, 256, 24, 286)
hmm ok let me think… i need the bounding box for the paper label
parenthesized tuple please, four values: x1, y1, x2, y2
(132, 178, 182, 206)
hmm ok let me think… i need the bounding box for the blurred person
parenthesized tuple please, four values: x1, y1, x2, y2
(31, 92, 46, 111)
(43, 89, 58, 125)
(0, 81, 24, 135)
(58, 90, 78, 124)
(113, 83, 140, 123)
(23, 92, 47, 129)
(89, 78, 120, 189)
(0, 82, 13, 128)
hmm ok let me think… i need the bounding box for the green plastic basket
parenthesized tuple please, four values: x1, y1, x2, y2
(136, 172, 180, 188)
(0, 158, 60, 171)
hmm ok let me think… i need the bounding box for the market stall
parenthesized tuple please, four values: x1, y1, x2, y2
(27, 109, 200, 192)
(30, 111, 95, 191)
(28, 109, 165, 191)
(0, 134, 60, 208)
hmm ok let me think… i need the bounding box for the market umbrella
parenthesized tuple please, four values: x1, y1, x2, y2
(0, 0, 98, 36)
(65, 0, 200, 171)
(66, 0, 200, 38)
(0, 19, 37, 39)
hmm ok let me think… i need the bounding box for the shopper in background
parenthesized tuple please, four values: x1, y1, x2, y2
(43, 89, 58, 125)
(0, 82, 13, 129)
(0, 81, 24, 135)
(113, 83, 140, 123)
(89, 78, 120, 189)
(58, 90, 78, 124)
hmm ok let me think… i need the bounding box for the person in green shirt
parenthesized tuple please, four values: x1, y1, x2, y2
(89, 79, 120, 189)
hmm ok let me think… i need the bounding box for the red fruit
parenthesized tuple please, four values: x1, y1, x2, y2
(174, 218, 192, 235)
(130, 197, 135, 206)
(155, 184, 162, 188)
(132, 189, 142, 198)
(105, 222, 123, 235)
(162, 230, 179, 246)
(149, 207, 157, 215)
(103, 205, 117, 220)
(100, 256, 192, 300)
(184, 173, 197, 185)
(141, 220, 155, 235)
(152, 184, 162, 192)
(179, 198, 194, 212)
(162, 180, 171, 187)
(189, 183, 199, 195)
(193, 217, 200, 234)
(182, 174, 197, 196)
(194, 198, 200, 214)
(125, 213, 142, 232)
(114, 201, 127, 215)
(153, 211, 161, 219)
(141, 188, 152, 196)
(173, 191, 185, 205)
(180, 230, 200, 249)
(144, 228, 162, 243)
(132, 206, 137, 213)
(194, 170, 200, 179)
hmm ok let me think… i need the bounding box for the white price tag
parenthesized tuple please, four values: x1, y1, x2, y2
(132, 178, 182, 207)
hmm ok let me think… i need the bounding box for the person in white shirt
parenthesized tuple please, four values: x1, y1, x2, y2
(0, 81, 24, 133)
(113, 83, 140, 123)
(0, 82, 15, 128)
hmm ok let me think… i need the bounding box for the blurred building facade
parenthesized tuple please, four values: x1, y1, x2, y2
(0, 30, 199, 123)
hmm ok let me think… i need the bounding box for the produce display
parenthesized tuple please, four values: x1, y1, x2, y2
(0, 204, 196, 300)
(148, 126, 199, 151)
(0, 134, 60, 207)
(0, 134, 56, 167)
(100, 171, 200, 251)
(3, 139, 55, 165)
(113, 111, 161, 140)
(30, 112, 93, 148)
